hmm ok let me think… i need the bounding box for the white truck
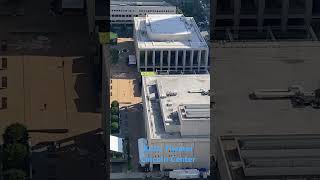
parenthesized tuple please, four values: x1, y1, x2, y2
(169, 169, 200, 179)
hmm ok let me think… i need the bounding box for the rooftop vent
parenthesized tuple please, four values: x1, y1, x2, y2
(168, 108, 173, 112)
(166, 91, 177, 96)
(165, 118, 173, 122)
(188, 88, 206, 93)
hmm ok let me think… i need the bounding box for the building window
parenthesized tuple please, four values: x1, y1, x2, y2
(163, 51, 168, 66)
(1, 97, 7, 109)
(170, 51, 176, 67)
(140, 51, 145, 66)
(201, 50, 207, 66)
(193, 50, 199, 66)
(2, 57, 7, 69)
(178, 50, 183, 66)
(289, 0, 304, 9)
(186, 51, 191, 66)
(155, 51, 160, 66)
(147, 51, 153, 66)
(2, 76, 7, 88)
(265, 0, 282, 9)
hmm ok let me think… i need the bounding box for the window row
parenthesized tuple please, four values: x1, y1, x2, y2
(111, 9, 174, 13)
(112, 9, 134, 12)
(138, 9, 174, 13)
(111, 14, 138, 17)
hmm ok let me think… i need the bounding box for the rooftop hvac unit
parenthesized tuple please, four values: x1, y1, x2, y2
(166, 91, 177, 96)
(167, 108, 173, 112)
(165, 118, 173, 122)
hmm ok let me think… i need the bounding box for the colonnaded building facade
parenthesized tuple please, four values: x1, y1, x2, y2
(134, 14, 209, 72)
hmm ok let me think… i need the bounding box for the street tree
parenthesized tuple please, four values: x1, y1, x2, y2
(111, 115, 119, 123)
(111, 100, 119, 107)
(3, 169, 26, 180)
(3, 123, 28, 145)
(111, 122, 119, 133)
(3, 143, 28, 170)
(110, 106, 119, 115)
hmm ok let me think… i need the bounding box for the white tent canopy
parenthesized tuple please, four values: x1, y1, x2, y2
(128, 55, 136, 65)
(110, 135, 124, 153)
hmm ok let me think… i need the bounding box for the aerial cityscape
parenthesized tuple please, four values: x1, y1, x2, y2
(0, 0, 211, 179)
(1, 0, 320, 180)
(109, 1, 211, 179)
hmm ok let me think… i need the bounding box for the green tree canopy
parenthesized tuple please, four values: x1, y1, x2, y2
(111, 100, 119, 107)
(111, 115, 119, 123)
(110, 106, 119, 115)
(3, 169, 26, 180)
(111, 122, 119, 133)
(3, 123, 28, 145)
(3, 143, 28, 169)
(111, 49, 119, 64)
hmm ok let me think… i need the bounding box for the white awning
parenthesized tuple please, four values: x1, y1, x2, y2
(110, 135, 123, 153)
(128, 55, 136, 65)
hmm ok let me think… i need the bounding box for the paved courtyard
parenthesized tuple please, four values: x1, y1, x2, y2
(110, 38, 145, 172)
(0, 56, 101, 143)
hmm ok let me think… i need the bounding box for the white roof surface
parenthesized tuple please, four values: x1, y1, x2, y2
(143, 74, 210, 139)
(147, 15, 191, 40)
(110, 135, 123, 153)
(134, 14, 208, 49)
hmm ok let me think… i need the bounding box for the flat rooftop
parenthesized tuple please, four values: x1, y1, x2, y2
(142, 74, 210, 139)
(212, 41, 320, 140)
(218, 135, 320, 179)
(111, 0, 171, 6)
(134, 14, 208, 49)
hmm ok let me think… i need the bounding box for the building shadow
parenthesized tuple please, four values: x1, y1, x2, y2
(132, 79, 141, 97)
(73, 58, 99, 113)
(74, 73, 97, 112)
(72, 57, 92, 73)
(31, 128, 107, 180)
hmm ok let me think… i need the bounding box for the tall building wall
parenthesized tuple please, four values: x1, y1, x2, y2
(212, 0, 320, 40)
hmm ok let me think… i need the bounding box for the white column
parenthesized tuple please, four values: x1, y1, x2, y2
(167, 51, 171, 71)
(197, 50, 201, 72)
(175, 50, 178, 71)
(204, 50, 209, 70)
(152, 50, 155, 71)
(190, 50, 194, 71)
(136, 50, 140, 71)
(160, 50, 163, 71)
(182, 50, 186, 71)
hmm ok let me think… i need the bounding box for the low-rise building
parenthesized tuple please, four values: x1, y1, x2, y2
(134, 14, 209, 72)
(140, 74, 210, 171)
(111, 0, 176, 24)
